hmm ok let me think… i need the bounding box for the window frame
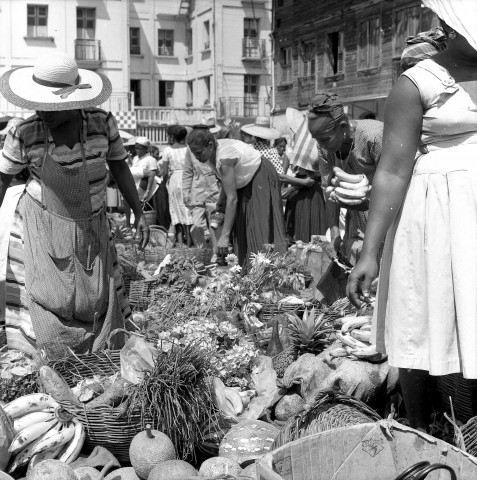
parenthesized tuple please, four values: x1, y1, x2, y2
(158, 29, 174, 56)
(203, 20, 210, 50)
(324, 31, 344, 77)
(158, 80, 174, 107)
(279, 46, 292, 84)
(130, 27, 141, 55)
(130, 79, 141, 107)
(357, 16, 382, 71)
(186, 28, 193, 56)
(76, 7, 95, 39)
(27, 4, 48, 37)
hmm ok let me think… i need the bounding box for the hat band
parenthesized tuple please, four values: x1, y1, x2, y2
(32, 74, 92, 100)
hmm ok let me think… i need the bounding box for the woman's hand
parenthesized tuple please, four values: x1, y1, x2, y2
(302, 177, 315, 187)
(134, 214, 150, 250)
(217, 234, 229, 251)
(346, 255, 379, 308)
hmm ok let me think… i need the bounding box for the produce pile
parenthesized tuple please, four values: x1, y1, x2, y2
(0, 245, 404, 480)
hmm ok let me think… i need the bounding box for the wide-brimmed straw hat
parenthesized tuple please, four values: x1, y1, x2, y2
(0, 52, 112, 111)
(241, 116, 280, 140)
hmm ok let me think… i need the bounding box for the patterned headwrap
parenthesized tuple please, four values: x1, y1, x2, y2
(400, 27, 447, 70)
(307, 93, 345, 135)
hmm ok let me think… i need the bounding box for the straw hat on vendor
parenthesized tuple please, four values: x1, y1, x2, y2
(241, 116, 284, 174)
(0, 52, 148, 357)
(241, 116, 280, 141)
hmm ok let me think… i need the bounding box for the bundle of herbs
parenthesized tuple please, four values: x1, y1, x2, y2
(125, 340, 220, 461)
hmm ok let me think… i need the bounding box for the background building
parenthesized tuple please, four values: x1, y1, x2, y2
(0, 0, 274, 142)
(271, 0, 439, 130)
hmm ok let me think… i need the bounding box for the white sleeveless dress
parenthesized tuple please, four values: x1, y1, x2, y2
(374, 59, 477, 378)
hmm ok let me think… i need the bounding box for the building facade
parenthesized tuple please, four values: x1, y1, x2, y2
(271, 0, 439, 130)
(0, 0, 132, 123)
(129, 0, 273, 126)
(0, 0, 274, 137)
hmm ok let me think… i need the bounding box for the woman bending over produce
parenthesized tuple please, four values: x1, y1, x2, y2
(187, 129, 286, 267)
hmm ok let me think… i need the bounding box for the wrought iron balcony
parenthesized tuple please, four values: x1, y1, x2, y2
(242, 38, 266, 60)
(75, 39, 101, 67)
(218, 97, 270, 119)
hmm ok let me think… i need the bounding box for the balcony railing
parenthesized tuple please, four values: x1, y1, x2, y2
(297, 75, 316, 107)
(99, 92, 134, 112)
(135, 106, 216, 126)
(218, 97, 270, 119)
(75, 39, 101, 62)
(242, 38, 266, 59)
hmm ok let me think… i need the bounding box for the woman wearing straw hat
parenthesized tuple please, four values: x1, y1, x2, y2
(0, 52, 149, 357)
(187, 130, 286, 267)
(241, 116, 285, 174)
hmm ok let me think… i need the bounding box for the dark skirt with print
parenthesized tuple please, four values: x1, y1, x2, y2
(234, 157, 287, 266)
(285, 178, 327, 242)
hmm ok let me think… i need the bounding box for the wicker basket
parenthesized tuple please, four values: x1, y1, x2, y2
(49, 351, 145, 463)
(272, 391, 382, 450)
(172, 247, 212, 264)
(461, 416, 477, 457)
(142, 248, 169, 264)
(129, 277, 159, 309)
(260, 303, 284, 324)
(434, 373, 475, 424)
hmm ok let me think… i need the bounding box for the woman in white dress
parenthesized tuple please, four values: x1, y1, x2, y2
(347, 0, 477, 430)
(162, 125, 192, 247)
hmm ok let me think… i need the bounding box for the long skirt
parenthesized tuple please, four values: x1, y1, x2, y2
(285, 181, 327, 242)
(374, 144, 477, 378)
(167, 170, 192, 226)
(235, 158, 287, 266)
(2, 193, 131, 356)
(150, 182, 171, 229)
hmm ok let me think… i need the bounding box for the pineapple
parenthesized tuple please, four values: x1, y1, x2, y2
(272, 308, 334, 378)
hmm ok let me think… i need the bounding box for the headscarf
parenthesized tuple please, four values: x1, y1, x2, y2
(307, 93, 345, 135)
(400, 27, 447, 70)
(422, 0, 477, 51)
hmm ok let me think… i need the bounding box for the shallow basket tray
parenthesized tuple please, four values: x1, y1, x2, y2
(49, 351, 145, 463)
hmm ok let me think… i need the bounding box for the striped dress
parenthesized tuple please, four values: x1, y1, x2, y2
(0, 109, 131, 354)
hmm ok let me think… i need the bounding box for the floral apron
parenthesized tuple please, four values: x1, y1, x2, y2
(20, 121, 125, 358)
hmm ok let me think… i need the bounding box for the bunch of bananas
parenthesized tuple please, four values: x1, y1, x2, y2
(3, 392, 85, 474)
(326, 167, 371, 206)
(330, 316, 386, 362)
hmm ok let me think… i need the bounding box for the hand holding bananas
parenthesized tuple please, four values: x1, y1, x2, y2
(325, 167, 371, 205)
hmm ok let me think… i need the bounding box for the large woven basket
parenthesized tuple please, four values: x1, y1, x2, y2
(129, 277, 159, 309)
(272, 391, 382, 450)
(49, 351, 145, 463)
(172, 246, 212, 264)
(434, 373, 475, 424)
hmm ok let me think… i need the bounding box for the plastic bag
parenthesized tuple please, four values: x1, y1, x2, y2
(119, 335, 157, 385)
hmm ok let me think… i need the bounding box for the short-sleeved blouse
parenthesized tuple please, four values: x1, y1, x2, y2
(216, 139, 261, 189)
(0, 108, 127, 214)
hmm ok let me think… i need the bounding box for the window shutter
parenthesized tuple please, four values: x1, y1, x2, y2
(358, 21, 368, 69)
(337, 31, 344, 73)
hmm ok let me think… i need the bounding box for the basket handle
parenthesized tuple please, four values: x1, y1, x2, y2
(106, 328, 144, 349)
(393, 462, 430, 480)
(414, 464, 457, 480)
(141, 200, 154, 211)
